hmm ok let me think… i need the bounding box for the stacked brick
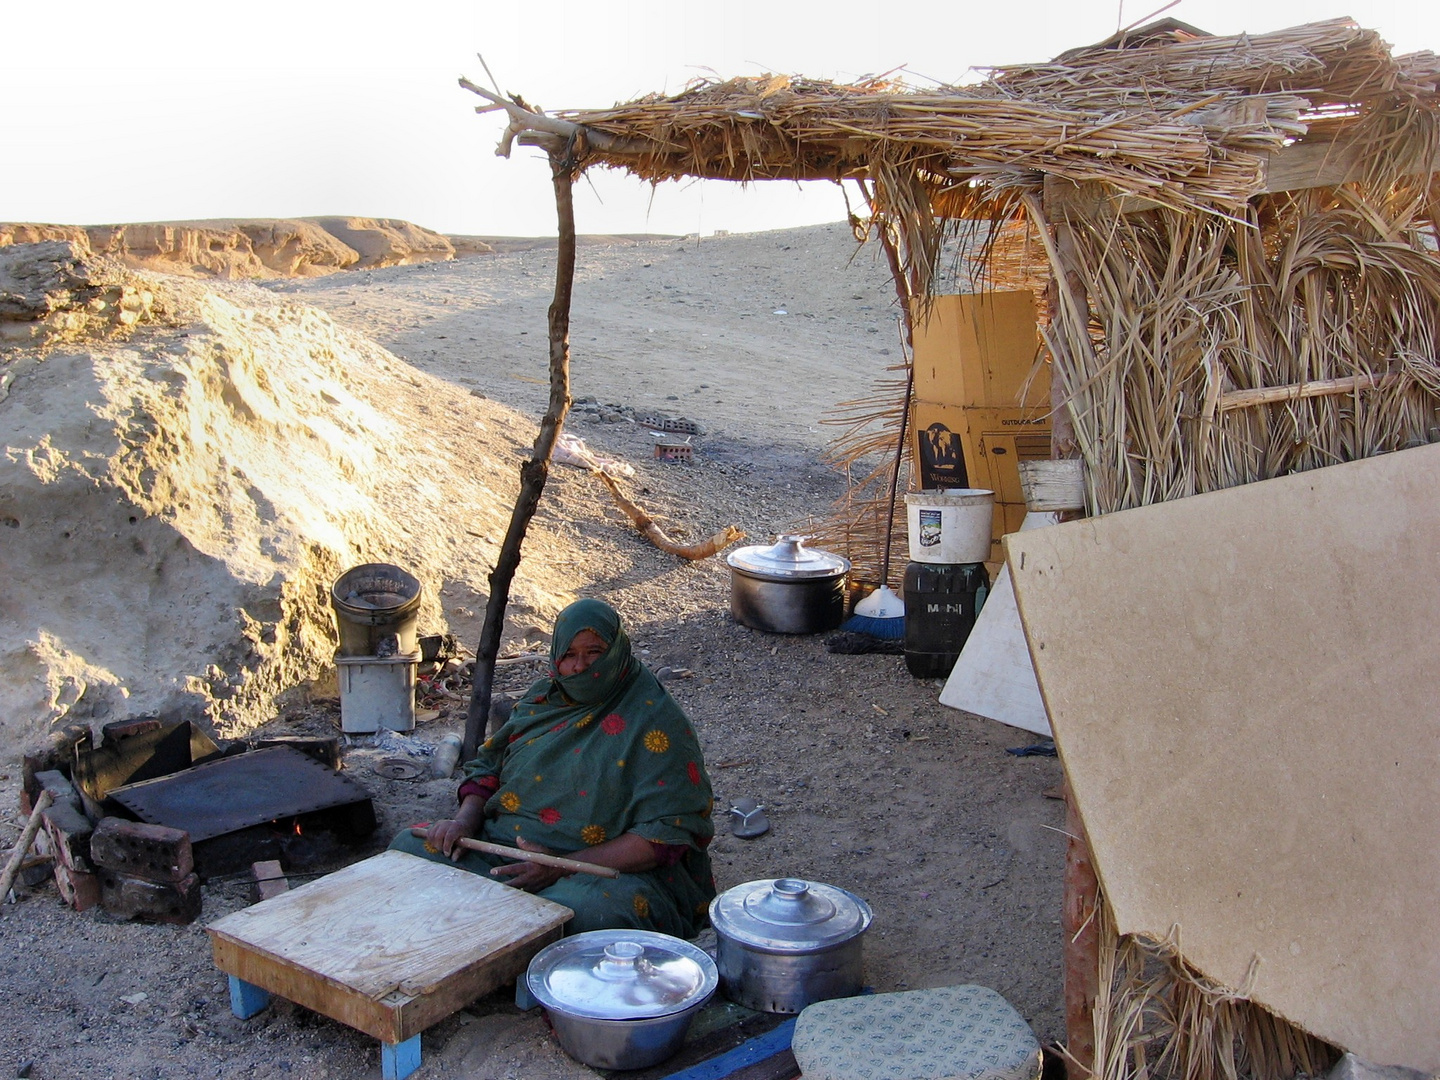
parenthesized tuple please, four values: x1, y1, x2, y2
(28, 770, 101, 912)
(91, 819, 202, 924)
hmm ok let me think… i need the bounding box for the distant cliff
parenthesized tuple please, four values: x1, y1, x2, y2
(0, 217, 492, 280)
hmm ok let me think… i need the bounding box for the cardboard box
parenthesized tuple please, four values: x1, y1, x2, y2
(911, 292, 1048, 410)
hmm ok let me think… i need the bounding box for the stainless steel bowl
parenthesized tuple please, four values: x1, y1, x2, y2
(526, 930, 718, 1070)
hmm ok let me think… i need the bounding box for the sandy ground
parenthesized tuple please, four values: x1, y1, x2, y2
(0, 223, 1064, 1080)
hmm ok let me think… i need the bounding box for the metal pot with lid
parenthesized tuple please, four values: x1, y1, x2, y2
(726, 535, 851, 634)
(526, 929, 718, 1070)
(709, 877, 873, 1014)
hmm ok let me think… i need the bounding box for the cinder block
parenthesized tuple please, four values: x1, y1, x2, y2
(250, 860, 289, 903)
(54, 861, 102, 912)
(91, 818, 194, 883)
(41, 801, 94, 872)
(100, 870, 202, 924)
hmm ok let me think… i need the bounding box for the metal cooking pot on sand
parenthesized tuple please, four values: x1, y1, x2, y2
(726, 535, 850, 634)
(709, 877, 873, 1014)
(526, 930, 718, 1070)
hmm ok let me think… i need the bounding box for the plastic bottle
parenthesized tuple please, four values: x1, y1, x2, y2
(432, 733, 464, 779)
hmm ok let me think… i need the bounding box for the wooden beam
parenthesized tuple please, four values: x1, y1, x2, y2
(1018, 459, 1087, 512)
(1041, 175, 1166, 222)
(1219, 372, 1398, 411)
(1261, 137, 1440, 194)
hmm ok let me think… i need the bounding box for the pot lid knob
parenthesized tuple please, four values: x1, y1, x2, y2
(595, 940, 646, 980)
(743, 877, 838, 926)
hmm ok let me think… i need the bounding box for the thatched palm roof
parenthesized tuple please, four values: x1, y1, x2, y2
(467, 17, 1440, 527)
(554, 18, 1438, 213)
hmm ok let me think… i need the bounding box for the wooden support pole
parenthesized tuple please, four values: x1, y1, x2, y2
(462, 150, 577, 761)
(1062, 779, 1101, 1080)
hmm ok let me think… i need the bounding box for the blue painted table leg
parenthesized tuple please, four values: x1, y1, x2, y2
(381, 1034, 422, 1080)
(228, 975, 271, 1019)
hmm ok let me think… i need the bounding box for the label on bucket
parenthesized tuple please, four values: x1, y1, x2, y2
(918, 509, 943, 548)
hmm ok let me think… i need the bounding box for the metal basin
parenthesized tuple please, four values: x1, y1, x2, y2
(527, 930, 717, 1070)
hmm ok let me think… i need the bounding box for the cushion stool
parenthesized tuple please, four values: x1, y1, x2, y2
(791, 984, 1042, 1080)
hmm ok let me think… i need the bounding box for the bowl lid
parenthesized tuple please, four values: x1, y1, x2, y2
(709, 878, 873, 952)
(726, 535, 851, 579)
(526, 929, 718, 1020)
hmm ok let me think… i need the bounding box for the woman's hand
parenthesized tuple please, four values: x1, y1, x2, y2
(490, 836, 568, 892)
(424, 794, 488, 860)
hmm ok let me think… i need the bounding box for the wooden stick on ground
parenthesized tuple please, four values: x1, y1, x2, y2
(1, 790, 53, 902)
(408, 829, 620, 878)
(592, 470, 745, 560)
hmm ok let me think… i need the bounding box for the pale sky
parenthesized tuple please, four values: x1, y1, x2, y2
(4, 1, 1437, 237)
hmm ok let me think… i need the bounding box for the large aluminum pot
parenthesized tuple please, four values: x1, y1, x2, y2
(709, 877, 873, 1014)
(726, 535, 851, 634)
(526, 930, 718, 1070)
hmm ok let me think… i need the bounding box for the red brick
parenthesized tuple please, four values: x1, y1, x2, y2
(41, 801, 94, 872)
(54, 861, 102, 912)
(21, 770, 80, 816)
(90, 818, 194, 883)
(250, 860, 289, 904)
(100, 871, 201, 924)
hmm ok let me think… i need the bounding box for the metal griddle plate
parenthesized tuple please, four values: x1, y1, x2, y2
(107, 746, 371, 842)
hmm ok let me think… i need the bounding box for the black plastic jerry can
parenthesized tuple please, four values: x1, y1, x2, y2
(902, 561, 990, 679)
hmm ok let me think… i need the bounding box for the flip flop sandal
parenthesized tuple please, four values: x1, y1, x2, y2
(728, 797, 770, 839)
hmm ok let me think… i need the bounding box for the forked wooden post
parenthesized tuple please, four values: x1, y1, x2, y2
(463, 147, 577, 761)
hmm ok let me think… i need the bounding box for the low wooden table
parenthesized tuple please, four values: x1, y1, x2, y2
(207, 849, 572, 1079)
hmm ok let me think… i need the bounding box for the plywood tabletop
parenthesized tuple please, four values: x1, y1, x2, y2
(208, 850, 572, 1001)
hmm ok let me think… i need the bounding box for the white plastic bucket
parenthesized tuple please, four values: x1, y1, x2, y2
(905, 489, 995, 564)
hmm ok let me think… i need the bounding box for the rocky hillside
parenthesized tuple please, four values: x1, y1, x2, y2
(0, 240, 575, 746)
(0, 216, 484, 280)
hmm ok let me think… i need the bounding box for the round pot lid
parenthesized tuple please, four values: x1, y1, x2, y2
(726, 535, 851, 580)
(709, 878, 873, 952)
(526, 930, 718, 1020)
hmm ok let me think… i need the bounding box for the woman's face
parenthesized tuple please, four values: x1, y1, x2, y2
(557, 629, 607, 677)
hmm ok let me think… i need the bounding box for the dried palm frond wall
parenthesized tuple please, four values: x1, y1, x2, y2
(1091, 901, 1337, 1080)
(1039, 176, 1440, 516)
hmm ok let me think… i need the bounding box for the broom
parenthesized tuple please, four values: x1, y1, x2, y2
(841, 362, 912, 639)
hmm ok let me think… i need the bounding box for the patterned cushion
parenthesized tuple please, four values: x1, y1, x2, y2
(791, 985, 1042, 1080)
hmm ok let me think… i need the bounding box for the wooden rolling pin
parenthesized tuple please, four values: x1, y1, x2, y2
(409, 828, 620, 879)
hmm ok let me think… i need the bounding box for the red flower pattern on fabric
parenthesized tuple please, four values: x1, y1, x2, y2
(551, 722, 567, 733)
(601, 714, 626, 735)
(539, 807, 561, 825)
(686, 761, 701, 785)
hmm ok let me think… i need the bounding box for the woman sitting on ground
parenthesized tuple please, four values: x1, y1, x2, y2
(390, 598, 717, 936)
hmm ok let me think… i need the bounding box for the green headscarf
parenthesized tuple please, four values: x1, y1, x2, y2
(462, 599, 716, 857)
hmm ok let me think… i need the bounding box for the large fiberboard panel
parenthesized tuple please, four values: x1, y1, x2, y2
(1005, 443, 1440, 1070)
